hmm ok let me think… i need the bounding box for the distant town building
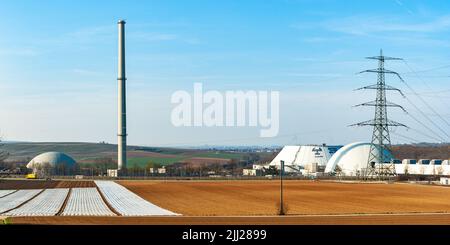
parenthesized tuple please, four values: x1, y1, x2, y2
(157, 167, 166, 174)
(242, 169, 261, 176)
(440, 177, 450, 185)
(148, 167, 167, 175)
(107, 169, 118, 177)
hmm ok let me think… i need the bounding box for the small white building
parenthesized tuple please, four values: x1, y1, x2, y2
(440, 177, 450, 185)
(157, 167, 166, 174)
(243, 169, 258, 176)
(149, 167, 167, 175)
(253, 164, 266, 170)
(107, 169, 118, 177)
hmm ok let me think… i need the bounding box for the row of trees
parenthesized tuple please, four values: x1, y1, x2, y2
(391, 144, 450, 160)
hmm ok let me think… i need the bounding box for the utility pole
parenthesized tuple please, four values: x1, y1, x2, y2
(279, 160, 285, 215)
(351, 49, 407, 179)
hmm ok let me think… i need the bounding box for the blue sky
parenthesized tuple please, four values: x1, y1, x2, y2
(0, 0, 449, 146)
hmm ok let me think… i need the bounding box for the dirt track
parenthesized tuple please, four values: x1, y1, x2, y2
(119, 180, 450, 216)
(9, 213, 450, 225)
(0, 180, 95, 189)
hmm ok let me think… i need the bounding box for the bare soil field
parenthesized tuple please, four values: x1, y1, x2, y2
(9, 213, 450, 225)
(54, 180, 96, 188)
(0, 179, 95, 189)
(5, 180, 450, 225)
(119, 180, 450, 216)
(181, 157, 231, 166)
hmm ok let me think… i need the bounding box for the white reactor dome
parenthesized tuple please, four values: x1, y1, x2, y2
(324, 142, 393, 176)
(27, 152, 76, 170)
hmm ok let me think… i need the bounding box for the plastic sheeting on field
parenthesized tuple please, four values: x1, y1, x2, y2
(6, 188, 69, 216)
(95, 180, 179, 216)
(0, 189, 41, 214)
(0, 190, 16, 198)
(61, 188, 115, 216)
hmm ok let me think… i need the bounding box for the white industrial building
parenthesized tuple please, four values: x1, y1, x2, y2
(324, 142, 450, 177)
(250, 142, 449, 178)
(324, 142, 393, 176)
(396, 159, 450, 176)
(267, 144, 341, 173)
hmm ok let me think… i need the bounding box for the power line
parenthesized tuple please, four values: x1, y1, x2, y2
(387, 69, 450, 139)
(402, 109, 447, 142)
(402, 94, 450, 140)
(407, 126, 445, 143)
(401, 61, 450, 126)
(390, 131, 420, 144)
(401, 74, 450, 78)
(405, 89, 450, 95)
(401, 63, 450, 74)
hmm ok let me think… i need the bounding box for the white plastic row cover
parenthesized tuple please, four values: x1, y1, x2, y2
(61, 188, 116, 216)
(0, 190, 16, 198)
(0, 189, 42, 214)
(6, 188, 69, 216)
(95, 181, 179, 216)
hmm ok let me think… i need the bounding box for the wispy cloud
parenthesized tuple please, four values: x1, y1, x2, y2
(302, 37, 343, 43)
(129, 32, 178, 42)
(0, 47, 40, 57)
(394, 0, 414, 15)
(282, 72, 342, 77)
(66, 25, 115, 43)
(292, 15, 450, 35)
(291, 14, 450, 48)
(324, 15, 450, 35)
(36, 23, 196, 48)
(71, 68, 106, 76)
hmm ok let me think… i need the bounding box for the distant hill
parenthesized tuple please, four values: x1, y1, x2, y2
(3, 142, 117, 161)
(4, 141, 443, 167)
(1, 142, 254, 167)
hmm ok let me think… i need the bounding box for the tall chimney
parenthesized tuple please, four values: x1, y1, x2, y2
(117, 20, 127, 172)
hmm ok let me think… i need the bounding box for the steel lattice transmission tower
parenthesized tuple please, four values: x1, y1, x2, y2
(351, 50, 407, 179)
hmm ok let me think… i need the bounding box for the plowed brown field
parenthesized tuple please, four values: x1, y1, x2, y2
(6, 180, 450, 225)
(119, 180, 450, 216)
(0, 180, 95, 189)
(10, 213, 450, 225)
(55, 181, 96, 188)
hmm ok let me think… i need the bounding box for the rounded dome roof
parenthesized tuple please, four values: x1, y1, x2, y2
(325, 142, 393, 176)
(27, 152, 76, 169)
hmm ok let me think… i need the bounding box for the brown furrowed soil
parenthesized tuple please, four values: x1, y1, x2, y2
(6, 180, 450, 225)
(0, 179, 95, 189)
(119, 180, 450, 216)
(54, 180, 96, 188)
(10, 213, 450, 225)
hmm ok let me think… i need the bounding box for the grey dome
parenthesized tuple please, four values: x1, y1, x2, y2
(27, 152, 76, 169)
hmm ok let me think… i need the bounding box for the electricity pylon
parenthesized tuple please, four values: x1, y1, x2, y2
(351, 50, 407, 179)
